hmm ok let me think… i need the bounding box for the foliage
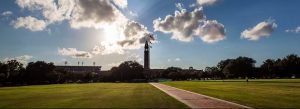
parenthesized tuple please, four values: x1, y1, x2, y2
(259, 54, 300, 78)
(223, 57, 256, 78)
(110, 61, 144, 82)
(25, 61, 57, 84)
(1, 54, 300, 86)
(0, 60, 25, 85)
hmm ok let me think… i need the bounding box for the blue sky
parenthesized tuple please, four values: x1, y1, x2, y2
(0, 0, 300, 70)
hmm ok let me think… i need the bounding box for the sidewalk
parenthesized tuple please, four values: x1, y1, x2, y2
(150, 83, 252, 109)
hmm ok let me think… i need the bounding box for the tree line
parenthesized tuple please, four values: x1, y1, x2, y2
(159, 54, 300, 80)
(0, 61, 102, 86)
(1, 54, 299, 86)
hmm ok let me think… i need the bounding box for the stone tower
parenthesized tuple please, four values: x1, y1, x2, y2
(144, 41, 150, 70)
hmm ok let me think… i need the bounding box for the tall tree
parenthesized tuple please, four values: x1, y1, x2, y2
(110, 61, 144, 81)
(7, 60, 25, 84)
(0, 62, 9, 84)
(164, 67, 183, 80)
(205, 66, 224, 79)
(281, 54, 300, 77)
(217, 59, 233, 71)
(25, 61, 56, 84)
(261, 59, 276, 78)
(223, 57, 256, 79)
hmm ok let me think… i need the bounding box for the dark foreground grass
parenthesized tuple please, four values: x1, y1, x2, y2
(163, 79, 300, 108)
(0, 83, 187, 108)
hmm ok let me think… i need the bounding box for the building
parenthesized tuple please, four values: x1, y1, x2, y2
(144, 40, 150, 70)
(55, 66, 101, 74)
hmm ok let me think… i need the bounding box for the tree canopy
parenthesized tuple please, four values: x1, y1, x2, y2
(110, 61, 144, 82)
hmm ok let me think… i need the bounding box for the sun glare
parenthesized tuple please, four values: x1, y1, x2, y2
(103, 25, 121, 42)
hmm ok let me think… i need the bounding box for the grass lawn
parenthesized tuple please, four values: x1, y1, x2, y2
(0, 83, 188, 108)
(162, 79, 300, 108)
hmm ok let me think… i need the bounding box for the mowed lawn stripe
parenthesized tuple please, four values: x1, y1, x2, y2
(0, 83, 188, 108)
(162, 79, 300, 108)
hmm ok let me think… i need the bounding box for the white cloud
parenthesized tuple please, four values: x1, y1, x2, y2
(129, 11, 138, 17)
(118, 21, 154, 49)
(126, 53, 142, 63)
(107, 61, 122, 67)
(168, 58, 181, 62)
(58, 48, 92, 58)
(91, 21, 155, 55)
(153, 8, 225, 43)
(13, 16, 47, 31)
(15, 0, 154, 55)
(91, 45, 101, 55)
(167, 59, 171, 62)
(175, 3, 184, 11)
(13, 0, 76, 31)
(241, 20, 277, 41)
(153, 8, 205, 42)
(14, 0, 127, 31)
(112, 0, 128, 9)
(195, 20, 225, 43)
(285, 26, 300, 33)
(15, 0, 75, 23)
(3, 55, 33, 65)
(197, 0, 218, 6)
(175, 58, 181, 61)
(189, 4, 197, 8)
(69, 0, 127, 29)
(93, 41, 125, 55)
(1, 11, 13, 16)
(15, 0, 55, 10)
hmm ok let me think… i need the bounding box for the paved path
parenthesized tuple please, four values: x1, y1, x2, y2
(150, 83, 252, 109)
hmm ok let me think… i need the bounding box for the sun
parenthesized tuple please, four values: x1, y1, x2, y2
(103, 25, 121, 42)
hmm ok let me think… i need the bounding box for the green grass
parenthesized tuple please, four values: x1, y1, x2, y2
(0, 83, 188, 108)
(162, 79, 300, 108)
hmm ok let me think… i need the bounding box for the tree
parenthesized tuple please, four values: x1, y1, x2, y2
(261, 59, 276, 78)
(281, 54, 300, 77)
(185, 68, 200, 80)
(259, 54, 300, 78)
(6, 60, 25, 84)
(110, 61, 144, 82)
(163, 67, 183, 80)
(25, 61, 56, 84)
(205, 66, 224, 79)
(223, 57, 256, 79)
(217, 59, 233, 71)
(0, 62, 9, 84)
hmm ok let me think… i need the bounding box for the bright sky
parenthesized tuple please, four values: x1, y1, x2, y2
(0, 0, 300, 70)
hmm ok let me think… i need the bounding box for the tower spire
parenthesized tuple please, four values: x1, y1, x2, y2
(144, 40, 150, 70)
